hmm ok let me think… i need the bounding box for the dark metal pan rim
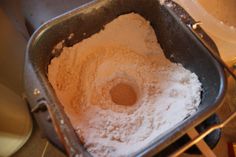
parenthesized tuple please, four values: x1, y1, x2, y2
(25, 0, 227, 156)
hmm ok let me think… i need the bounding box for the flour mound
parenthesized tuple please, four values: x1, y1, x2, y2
(48, 13, 202, 157)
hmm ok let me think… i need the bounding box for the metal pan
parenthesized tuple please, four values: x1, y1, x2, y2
(24, 0, 227, 156)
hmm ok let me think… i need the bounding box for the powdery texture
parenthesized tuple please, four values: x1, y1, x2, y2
(48, 13, 202, 157)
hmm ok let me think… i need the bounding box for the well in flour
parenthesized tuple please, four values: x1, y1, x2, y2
(48, 13, 202, 157)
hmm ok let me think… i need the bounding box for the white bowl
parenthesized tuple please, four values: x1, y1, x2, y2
(0, 84, 32, 157)
(174, 0, 236, 65)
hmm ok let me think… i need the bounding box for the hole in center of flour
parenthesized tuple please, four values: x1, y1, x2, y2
(110, 82, 137, 106)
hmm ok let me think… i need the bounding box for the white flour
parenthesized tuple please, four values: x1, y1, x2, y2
(48, 13, 202, 157)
